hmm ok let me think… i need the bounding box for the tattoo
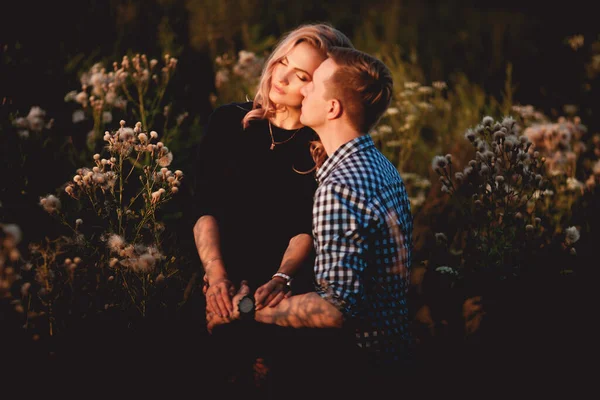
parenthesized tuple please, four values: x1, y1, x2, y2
(194, 216, 222, 267)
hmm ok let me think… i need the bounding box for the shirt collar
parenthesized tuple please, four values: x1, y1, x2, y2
(316, 134, 375, 183)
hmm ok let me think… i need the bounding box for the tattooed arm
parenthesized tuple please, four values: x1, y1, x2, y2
(193, 215, 235, 318)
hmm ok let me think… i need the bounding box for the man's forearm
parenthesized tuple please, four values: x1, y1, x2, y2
(255, 292, 343, 328)
(276, 233, 313, 277)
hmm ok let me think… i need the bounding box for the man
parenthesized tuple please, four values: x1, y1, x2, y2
(207, 46, 414, 395)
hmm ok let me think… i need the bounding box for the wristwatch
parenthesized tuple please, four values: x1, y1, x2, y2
(238, 294, 255, 321)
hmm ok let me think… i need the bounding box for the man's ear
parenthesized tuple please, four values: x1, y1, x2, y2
(327, 99, 342, 121)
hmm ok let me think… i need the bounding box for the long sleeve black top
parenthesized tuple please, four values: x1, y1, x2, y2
(192, 102, 318, 291)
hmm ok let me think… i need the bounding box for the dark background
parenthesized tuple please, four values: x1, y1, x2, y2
(1, 0, 598, 129)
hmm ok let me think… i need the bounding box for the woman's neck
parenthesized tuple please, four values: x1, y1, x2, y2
(270, 106, 303, 130)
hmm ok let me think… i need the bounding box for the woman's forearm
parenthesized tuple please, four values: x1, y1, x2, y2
(193, 215, 227, 285)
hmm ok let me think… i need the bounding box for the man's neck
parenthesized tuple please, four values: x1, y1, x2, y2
(315, 122, 362, 157)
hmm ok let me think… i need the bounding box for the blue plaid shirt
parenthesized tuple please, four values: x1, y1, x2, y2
(313, 134, 413, 366)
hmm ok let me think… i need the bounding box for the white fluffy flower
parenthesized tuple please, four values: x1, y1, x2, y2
(564, 226, 580, 246)
(39, 194, 61, 213)
(107, 234, 126, 253)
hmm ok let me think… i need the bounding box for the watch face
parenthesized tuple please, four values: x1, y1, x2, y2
(239, 296, 255, 314)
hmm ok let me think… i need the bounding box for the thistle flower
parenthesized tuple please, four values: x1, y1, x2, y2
(432, 81, 447, 90)
(431, 155, 447, 173)
(72, 110, 86, 123)
(107, 234, 126, 253)
(39, 194, 61, 213)
(482, 116, 494, 127)
(118, 127, 135, 142)
(158, 152, 173, 167)
(465, 129, 476, 142)
(1, 224, 22, 246)
(378, 125, 393, 134)
(564, 226, 580, 245)
(134, 253, 156, 274)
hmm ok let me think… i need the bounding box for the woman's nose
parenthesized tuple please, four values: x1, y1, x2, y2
(275, 68, 289, 85)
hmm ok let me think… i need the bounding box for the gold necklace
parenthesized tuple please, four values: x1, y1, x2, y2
(268, 120, 301, 150)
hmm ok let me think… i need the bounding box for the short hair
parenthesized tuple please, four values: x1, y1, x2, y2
(324, 47, 393, 133)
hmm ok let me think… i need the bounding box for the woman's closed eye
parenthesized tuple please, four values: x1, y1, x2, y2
(280, 58, 309, 82)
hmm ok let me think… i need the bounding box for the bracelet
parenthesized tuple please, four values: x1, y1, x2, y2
(272, 272, 292, 286)
(203, 256, 222, 269)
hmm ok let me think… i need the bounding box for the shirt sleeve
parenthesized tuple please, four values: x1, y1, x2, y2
(190, 105, 239, 224)
(313, 183, 371, 318)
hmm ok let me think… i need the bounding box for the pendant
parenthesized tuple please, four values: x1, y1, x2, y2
(270, 143, 275, 150)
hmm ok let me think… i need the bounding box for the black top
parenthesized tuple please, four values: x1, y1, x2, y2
(192, 102, 318, 291)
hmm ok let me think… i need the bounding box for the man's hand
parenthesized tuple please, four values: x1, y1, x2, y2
(254, 278, 291, 311)
(206, 280, 250, 334)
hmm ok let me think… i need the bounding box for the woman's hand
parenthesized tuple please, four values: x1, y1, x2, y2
(204, 277, 235, 318)
(206, 280, 250, 334)
(254, 277, 291, 311)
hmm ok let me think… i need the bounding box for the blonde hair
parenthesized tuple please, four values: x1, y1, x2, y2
(242, 23, 354, 169)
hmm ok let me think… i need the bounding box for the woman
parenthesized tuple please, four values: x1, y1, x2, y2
(191, 23, 353, 392)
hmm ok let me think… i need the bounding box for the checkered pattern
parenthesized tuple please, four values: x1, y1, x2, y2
(313, 134, 413, 365)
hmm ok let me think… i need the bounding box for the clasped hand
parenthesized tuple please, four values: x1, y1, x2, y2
(205, 277, 291, 334)
(206, 280, 250, 333)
